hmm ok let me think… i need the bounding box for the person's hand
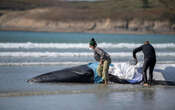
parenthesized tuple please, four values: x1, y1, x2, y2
(135, 58, 138, 64)
(100, 60, 103, 65)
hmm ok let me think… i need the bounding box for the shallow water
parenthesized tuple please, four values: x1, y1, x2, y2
(0, 88, 175, 110)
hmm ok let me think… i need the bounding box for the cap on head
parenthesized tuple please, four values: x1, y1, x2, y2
(89, 38, 97, 47)
(144, 41, 150, 45)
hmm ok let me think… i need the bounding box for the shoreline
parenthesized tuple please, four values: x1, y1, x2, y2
(1, 27, 175, 35)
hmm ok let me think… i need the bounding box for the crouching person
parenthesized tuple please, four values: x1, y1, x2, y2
(89, 38, 111, 85)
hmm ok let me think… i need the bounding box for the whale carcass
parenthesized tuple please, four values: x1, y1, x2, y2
(28, 63, 175, 85)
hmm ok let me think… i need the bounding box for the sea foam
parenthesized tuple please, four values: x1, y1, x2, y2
(0, 52, 175, 57)
(0, 42, 175, 49)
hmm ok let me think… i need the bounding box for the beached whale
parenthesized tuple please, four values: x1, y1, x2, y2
(28, 63, 175, 85)
(28, 64, 128, 84)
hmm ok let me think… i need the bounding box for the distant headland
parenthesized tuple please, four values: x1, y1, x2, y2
(0, 0, 175, 34)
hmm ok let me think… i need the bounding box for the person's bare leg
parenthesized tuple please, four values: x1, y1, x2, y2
(97, 64, 103, 77)
(102, 60, 110, 85)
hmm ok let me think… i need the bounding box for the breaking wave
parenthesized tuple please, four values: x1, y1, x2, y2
(0, 62, 87, 66)
(0, 42, 175, 49)
(0, 52, 175, 57)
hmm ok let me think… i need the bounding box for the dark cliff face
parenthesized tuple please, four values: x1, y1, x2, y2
(0, 11, 174, 34)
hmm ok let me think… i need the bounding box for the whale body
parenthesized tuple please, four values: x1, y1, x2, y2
(28, 64, 175, 85)
(28, 65, 128, 83)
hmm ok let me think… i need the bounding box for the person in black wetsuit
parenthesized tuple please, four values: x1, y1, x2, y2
(133, 41, 156, 86)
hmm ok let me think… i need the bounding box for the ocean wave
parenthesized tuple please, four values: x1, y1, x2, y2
(0, 52, 175, 57)
(0, 61, 175, 66)
(0, 42, 175, 49)
(0, 62, 87, 66)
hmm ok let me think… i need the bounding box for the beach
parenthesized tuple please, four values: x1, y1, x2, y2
(0, 65, 175, 110)
(0, 0, 175, 109)
(0, 31, 175, 109)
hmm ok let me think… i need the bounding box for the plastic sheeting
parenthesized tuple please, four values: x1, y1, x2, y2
(109, 63, 143, 83)
(88, 62, 143, 83)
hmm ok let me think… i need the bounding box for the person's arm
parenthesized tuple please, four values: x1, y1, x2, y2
(95, 48, 105, 65)
(133, 45, 143, 62)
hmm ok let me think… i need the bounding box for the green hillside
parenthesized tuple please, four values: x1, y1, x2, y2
(0, 0, 175, 22)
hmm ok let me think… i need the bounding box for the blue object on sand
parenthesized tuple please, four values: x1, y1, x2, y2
(88, 62, 103, 83)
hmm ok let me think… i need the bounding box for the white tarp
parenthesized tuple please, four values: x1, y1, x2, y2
(109, 63, 143, 83)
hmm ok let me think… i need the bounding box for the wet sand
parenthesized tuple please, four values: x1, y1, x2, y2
(0, 65, 175, 110)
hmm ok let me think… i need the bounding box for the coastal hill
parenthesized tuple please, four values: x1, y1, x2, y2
(0, 0, 175, 34)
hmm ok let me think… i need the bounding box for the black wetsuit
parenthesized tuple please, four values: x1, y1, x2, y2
(133, 44, 156, 84)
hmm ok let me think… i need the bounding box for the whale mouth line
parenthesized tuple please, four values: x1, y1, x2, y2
(72, 71, 84, 74)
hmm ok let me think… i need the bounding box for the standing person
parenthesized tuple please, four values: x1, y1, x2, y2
(133, 41, 156, 86)
(89, 38, 111, 85)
